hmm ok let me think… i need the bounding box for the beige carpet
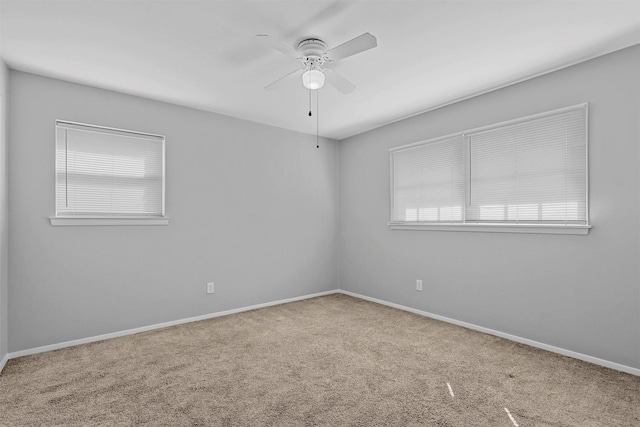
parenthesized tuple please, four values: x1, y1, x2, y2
(0, 294, 638, 426)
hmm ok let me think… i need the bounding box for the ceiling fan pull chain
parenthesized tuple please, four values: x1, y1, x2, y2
(308, 87, 312, 117)
(316, 89, 319, 149)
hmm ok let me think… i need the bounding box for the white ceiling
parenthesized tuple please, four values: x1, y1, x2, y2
(1, 1, 639, 140)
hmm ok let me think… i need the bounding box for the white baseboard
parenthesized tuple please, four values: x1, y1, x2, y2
(340, 290, 640, 377)
(8, 289, 339, 359)
(7, 288, 639, 377)
(0, 352, 7, 374)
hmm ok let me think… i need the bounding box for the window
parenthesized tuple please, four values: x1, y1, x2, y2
(391, 133, 465, 224)
(51, 121, 168, 226)
(389, 104, 589, 234)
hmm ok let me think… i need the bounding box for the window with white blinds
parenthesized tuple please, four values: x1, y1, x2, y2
(390, 104, 589, 232)
(391, 134, 465, 223)
(55, 121, 165, 218)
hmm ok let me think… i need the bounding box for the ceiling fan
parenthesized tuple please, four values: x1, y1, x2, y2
(257, 32, 377, 94)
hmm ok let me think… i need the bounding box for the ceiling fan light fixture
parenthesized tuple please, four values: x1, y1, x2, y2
(302, 69, 325, 90)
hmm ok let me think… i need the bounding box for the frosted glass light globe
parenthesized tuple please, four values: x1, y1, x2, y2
(302, 70, 325, 90)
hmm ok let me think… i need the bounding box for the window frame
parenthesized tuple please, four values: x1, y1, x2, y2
(388, 103, 591, 235)
(50, 120, 169, 226)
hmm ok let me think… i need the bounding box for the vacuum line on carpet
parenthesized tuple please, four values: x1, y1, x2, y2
(504, 408, 519, 426)
(446, 382, 455, 398)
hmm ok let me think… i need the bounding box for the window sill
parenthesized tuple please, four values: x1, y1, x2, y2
(50, 217, 170, 226)
(388, 223, 591, 235)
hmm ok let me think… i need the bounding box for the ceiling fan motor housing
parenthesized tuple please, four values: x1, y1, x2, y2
(298, 38, 328, 68)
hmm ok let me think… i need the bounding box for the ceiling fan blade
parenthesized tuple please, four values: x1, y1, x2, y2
(256, 34, 297, 57)
(264, 68, 303, 91)
(324, 69, 356, 94)
(325, 33, 377, 61)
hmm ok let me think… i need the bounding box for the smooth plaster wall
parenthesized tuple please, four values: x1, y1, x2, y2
(0, 61, 8, 363)
(8, 71, 338, 352)
(339, 45, 640, 369)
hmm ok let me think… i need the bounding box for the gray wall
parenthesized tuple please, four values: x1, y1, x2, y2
(339, 45, 640, 369)
(8, 71, 339, 352)
(6, 47, 640, 371)
(0, 61, 8, 362)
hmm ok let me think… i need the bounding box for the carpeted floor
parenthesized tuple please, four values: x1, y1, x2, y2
(0, 294, 639, 426)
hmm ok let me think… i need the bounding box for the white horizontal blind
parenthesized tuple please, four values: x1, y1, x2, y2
(466, 105, 587, 224)
(55, 121, 165, 217)
(391, 134, 465, 223)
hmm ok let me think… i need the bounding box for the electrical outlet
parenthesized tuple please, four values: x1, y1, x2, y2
(416, 280, 423, 291)
(207, 282, 215, 294)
